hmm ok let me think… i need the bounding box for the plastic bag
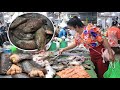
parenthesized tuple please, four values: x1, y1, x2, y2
(104, 61, 120, 78)
(101, 49, 115, 62)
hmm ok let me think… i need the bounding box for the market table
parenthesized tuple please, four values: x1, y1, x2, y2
(54, 58, 97, 78)
(51, 47, 98, 78)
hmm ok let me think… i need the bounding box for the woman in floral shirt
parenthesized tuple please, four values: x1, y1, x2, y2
(59, 16, 114, 78)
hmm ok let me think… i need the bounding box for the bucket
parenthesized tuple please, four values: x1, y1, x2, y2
(3, 49, 11, 55)
(49, 41, 57, 51)
(60, 40, 67, 48)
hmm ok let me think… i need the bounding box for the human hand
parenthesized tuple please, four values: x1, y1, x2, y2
(59, 49, 64, 55)
(109, 54, 115, 62)
(7, 64, 22, 75)
(37, 49, 46, 54)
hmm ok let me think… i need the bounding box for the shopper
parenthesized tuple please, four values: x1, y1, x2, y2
(59, 16, 114, 78)
(106, 21, 120, 47)
(58, 27, 67, 38)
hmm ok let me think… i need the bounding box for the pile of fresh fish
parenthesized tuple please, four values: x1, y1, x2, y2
(32, 49, 91, 74)
(0, 47, 91, 78)
(8, 13, 54, 50)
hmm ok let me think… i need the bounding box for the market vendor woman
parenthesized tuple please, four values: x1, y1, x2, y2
(59, 16, 115, 78)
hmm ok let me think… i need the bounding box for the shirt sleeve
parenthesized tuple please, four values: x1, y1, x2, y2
(58, 29, 62, 38)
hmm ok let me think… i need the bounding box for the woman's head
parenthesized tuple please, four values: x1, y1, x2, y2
(112, 21, 118, 26)
(67, 16, 85, 34)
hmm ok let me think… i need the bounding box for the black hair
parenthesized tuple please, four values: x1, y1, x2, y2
(96, 25, 101, 28)
(112, 21, 118, 26)
(67, 16, 85, 28)
(73, 16, 78, 19)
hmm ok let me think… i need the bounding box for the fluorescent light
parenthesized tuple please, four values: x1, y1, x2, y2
(97, 18, 101, 21)
(101, 13, 104, 15)
(112, 13, 115, 16)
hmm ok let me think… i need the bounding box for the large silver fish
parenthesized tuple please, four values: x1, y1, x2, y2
(20, 60, 34, 73)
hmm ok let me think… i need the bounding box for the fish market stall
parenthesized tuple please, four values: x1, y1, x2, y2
(0, 12, 97, 78)
(51, 48, 97, 78)
(32, 45, 97, 78)
(0, 45, 97, 78)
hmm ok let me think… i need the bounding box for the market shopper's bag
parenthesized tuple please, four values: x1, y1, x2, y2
(104, 61, 120, 78)
(101, 49, 115, 62)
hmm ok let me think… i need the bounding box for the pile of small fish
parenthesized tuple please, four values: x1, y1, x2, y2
(8, 13, 54, 50)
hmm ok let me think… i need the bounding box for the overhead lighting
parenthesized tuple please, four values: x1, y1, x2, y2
(112, 13, 116, 16)
(101, 13, 104, 15)
(97, 18, 101, 21)
(78, 16, 80, 19)
(106, 19, 109, 23)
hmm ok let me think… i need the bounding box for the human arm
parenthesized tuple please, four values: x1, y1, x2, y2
(59, 39, 77, 54)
